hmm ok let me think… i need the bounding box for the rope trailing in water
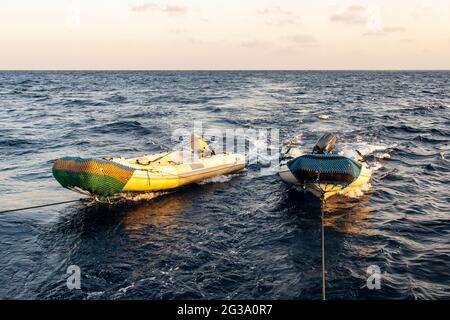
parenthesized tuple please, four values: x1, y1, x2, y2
(0, 199, 83, 215)
(321, 205, 326, 300)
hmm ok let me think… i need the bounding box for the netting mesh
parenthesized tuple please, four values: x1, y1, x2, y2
(287, 154, 362, 186)
(52, 157, 135, 196)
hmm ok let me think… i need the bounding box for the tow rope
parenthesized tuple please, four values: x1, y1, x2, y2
(321, 207, 326, 300)
(0, 199, 84, 215)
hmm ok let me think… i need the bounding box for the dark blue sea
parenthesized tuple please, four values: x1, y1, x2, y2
(0, 71, 449, 299)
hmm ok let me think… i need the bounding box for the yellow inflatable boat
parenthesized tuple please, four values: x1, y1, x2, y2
(53, 136, 245, 198)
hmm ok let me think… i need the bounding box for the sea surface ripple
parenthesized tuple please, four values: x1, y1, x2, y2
(0, 71, 449, 299)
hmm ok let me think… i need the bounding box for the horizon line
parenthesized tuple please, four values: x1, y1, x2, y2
(1, 69, 450, 72)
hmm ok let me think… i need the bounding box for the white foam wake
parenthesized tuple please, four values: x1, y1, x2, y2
(118, 191, 170, 202)
(197, 174, 235, 185)
(338, 142, 397, 158)
(338, 142, 396, 172)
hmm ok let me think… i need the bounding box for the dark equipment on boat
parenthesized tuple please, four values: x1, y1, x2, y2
(312, 133, 337, 154)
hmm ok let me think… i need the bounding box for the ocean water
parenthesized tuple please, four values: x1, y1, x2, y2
(0, 71, 449, 299)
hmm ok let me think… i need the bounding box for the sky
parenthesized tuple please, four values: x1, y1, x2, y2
(0, 0, 449, 70)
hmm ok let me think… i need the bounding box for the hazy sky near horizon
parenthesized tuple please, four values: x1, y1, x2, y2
(1, 0, 449, 69)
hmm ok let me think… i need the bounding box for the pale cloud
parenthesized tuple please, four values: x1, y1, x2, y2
(362, 31, 384, 36)
(363, 27, 406, 36)
(187, 38, 203, 45)
(163, 5, 188, 14)
(384, 27, 406, 33)
(130, 2, 157, 12)
(330, 5, 366, 25)
(412, 4, 433, 19)
(169, 27, 186, 34)
(257, 6, 300, 26)
(240, 40, 271, 48)
(287, 34, 318, 47)
(257, 7, 291, 16)
(240, 35, 317, 50)
(265, 18, 298, 27)
(130, 2, 188, 14)
(330, 5, 407, 37)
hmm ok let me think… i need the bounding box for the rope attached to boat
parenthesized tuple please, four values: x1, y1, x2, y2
(0, 199, 84, 215)
(321, 207, 326, 300)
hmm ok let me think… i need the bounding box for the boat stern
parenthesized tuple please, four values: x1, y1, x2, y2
(52, 157, 135, 196)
